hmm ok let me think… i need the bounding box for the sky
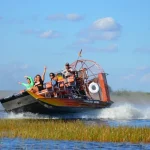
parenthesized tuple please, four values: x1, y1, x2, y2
(0, 0, 150, 91)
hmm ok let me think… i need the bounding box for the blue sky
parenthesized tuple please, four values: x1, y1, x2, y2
(0, 0, 150, 91)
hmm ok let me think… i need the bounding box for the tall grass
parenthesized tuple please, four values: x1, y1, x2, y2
(0, 119, 150, 143)
(111, 89, 150, 96)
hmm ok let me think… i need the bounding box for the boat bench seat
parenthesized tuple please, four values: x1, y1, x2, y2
(67, 76, 75, 83)
(37, 82, 54, 96)
(58, 75, 75, 87)
(57, 80, 66, 91)
(36, 89, 48, 96)
(65, 75, 76, 87)
(45, 82, 53, 89)
(37, 76, 76, 95)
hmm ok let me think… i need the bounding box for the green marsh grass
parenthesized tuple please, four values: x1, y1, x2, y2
(0, 119, 150, 143)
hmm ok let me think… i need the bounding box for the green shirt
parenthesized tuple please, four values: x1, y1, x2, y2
(21, 76, 34, 90)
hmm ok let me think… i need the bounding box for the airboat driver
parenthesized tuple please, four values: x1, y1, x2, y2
(62, 63, 75, 85)
(62, 63, 74, 77)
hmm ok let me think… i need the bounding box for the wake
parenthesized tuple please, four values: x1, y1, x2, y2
(1, 103, 150, 120)
(1, 94, 150, 120)
(94, 103, 150, 120)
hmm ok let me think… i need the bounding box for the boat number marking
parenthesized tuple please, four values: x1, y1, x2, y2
(83, 100, 99, 104)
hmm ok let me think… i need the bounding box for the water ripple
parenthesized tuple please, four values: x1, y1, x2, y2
(0, 138, 150, 150)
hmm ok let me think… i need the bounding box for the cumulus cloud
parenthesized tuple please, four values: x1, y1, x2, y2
(47, 13, 84, 21)
(66, 14, 84, 21)
(67, 17, 121, 53)
(39, 30, 60, 39)
(92, 17, 121, 31)
(22, 29, 60, 39)
(76, 17, 121, 44)
(78, 30, 120, 43)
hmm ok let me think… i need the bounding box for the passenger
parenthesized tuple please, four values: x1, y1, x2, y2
(49, 73, 58, 87)
(62, 63, 74, 78)
(62, 63, 74, 86)
(34, 76, 37, 85)
(18, 76, 34, 90)
(41, 66, 47, 82)
(30, 66, 47, 93)
(49, 72, 58, 97)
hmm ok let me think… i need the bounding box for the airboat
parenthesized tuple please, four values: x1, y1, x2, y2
(0, 59, 113, 114)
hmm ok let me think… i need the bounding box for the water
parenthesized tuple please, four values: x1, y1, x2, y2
(1, 102, 150, 127)
(1, 93, 150, 149)
(1, 92, 150, 126)
(0, 138, 150, 150)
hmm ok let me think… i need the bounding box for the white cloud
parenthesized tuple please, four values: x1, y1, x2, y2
(22, 29, 60, 39)
(39, 30, 60, 39)
(100, 31, 120, 40)
(140, 73, 150, 83)
(92, 17, 121, 31)
(77, 17, 121, 43)
(47, 13, 84, 21)
(66, 14, 84, 21)
(67, 17, 121, 53)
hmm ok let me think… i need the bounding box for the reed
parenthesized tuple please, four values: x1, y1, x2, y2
(0, 119, 150, 143)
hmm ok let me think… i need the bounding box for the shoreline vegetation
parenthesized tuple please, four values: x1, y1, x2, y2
(111, 90, 150, 96)
(0, 119, 150, 143)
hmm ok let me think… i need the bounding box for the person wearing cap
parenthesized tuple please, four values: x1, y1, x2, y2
(62, 63, 74, 77)
(18, 76, 34, 90)
(62, 63, 75, 86)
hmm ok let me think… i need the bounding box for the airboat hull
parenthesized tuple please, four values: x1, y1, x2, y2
(0, 91, 113, 114)
(0, 92, 43, 114)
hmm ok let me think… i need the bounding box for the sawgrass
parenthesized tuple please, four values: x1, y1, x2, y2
(0, 119, 150, 143)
